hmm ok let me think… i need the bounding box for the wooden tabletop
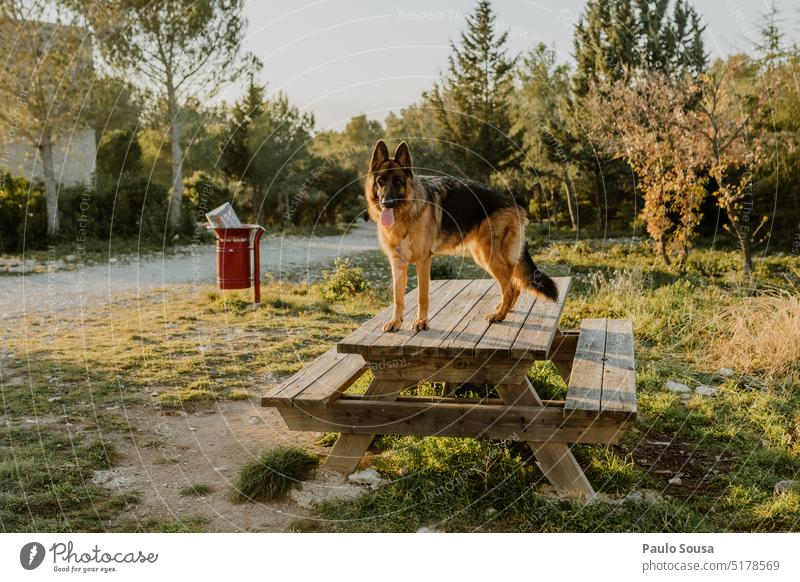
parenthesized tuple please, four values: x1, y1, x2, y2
(337, 277, 571, 360)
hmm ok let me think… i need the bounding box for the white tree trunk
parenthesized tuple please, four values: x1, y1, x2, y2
(167, 89, 185, 231)
(38, 134, 59, 237)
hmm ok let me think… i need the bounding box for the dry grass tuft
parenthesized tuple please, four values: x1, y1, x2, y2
(713, 290, 800, 378)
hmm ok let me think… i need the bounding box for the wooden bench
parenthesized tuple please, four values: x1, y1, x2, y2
(261, 349, 367, 409)
(563, 318, 637, 417)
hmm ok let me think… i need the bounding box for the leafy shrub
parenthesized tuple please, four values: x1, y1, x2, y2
(322, 257, 368, 301)
(230, 446, 318, 502)
(0, 173, 48, 252)
(59, 176, 170, 243)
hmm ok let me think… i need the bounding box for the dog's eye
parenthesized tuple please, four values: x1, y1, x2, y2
(393, 178, 403, 188)
(377, 177, 386, 187)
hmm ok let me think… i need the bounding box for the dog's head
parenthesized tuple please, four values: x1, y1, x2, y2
(366, 140, 413, 228)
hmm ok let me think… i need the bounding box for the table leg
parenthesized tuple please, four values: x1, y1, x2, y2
(496, 378, 595, 502)
(549, 329, 578, 383)
(323, 379, 407, 475)
(442, 382, 457, 398)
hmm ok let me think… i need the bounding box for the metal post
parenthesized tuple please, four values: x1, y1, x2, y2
(252, 226, 265, 304)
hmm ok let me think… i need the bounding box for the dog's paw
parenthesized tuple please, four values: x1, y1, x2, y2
(383, 319, 403, 332)
(486, 312, 505, 323)
(411, 319, 429, 331)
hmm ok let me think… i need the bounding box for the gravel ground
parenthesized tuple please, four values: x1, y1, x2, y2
(0, 222, 378, 319)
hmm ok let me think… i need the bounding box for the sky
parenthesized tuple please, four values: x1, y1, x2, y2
(233, 0, 799, 131)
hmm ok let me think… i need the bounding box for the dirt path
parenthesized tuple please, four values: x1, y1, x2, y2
(0, 222, 377, 319)
(99, 400, 331, 532)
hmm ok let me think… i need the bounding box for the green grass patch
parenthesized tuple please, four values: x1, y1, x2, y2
(230, 447, 319, 502)
(179, 484, 213, 497)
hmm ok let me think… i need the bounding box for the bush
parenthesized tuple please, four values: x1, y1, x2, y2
(322, 257, 368, 301)
(0, 173, 48, 252)
(230, 446, 318, 502)
(59, 175, 170, 243)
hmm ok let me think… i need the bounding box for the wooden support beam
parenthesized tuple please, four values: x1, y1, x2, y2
(366, 354, 535, 384)
(496, 379, 597, 502)
(278, 399, 628, 444)
(322, 379, 406, 474)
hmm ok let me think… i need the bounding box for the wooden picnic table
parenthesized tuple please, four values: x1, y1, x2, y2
(262, 277, 637, 502)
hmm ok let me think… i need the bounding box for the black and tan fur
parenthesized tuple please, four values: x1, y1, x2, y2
(366, 140, 558, 332)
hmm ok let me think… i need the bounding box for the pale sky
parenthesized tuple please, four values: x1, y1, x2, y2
(233, 0, 799, 131)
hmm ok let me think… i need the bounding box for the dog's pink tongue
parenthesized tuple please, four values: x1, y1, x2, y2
(380, 208, 395, 227)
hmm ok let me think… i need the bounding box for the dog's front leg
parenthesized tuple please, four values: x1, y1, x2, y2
(412, 256, 431, 331)
(384, 260, 408, 332)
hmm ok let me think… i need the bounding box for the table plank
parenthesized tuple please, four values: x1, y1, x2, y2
(600, 319, 637, 414)
(437, 281, 499, 357)
(367, 279, 471, 356)
(262, 348, 352, 402)
(564, 318, 607, 412)
(291, 354, 368, 408)
(403, 278, 494, 356)
(510, 277, 571, 359)
(337, 279, 446, 354)
(473, 292, 536, 358)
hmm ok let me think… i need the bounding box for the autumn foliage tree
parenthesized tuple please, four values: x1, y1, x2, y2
(589, 71, 705, 267)
(694, 61, 765, 277)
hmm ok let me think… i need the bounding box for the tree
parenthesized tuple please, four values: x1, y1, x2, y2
(428, 0, 518, 181)
(246, 93, 314, 224)
(573, 0, 706, 95)
(311, 114, 383, 175)
(513, 44, 581, 230)
(569, 0, 707, 233)
(90, 75, 144, 138)
(0, 1, 94, 236)
(72, 0, 249, 230)
(590, 72, 705, 266)
(695, 60, 765, 276)
(220, 64, 266, 222)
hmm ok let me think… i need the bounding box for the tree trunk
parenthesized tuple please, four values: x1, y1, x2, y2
(38, 134, 59, 237)
(562, 166, 577, 230)
(732, 216, 754, 277)
(549, 186, 559, 229)
(537, 185, 544, 225)
(658, 236, 671, 266)
(251, 183, 260, 225)
(593, 165, 605, 234)
(166, 87, 185, 231)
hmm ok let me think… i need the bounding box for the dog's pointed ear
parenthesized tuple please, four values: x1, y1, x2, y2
(369, 140, 389, 174)
(394, 141, 413, 175)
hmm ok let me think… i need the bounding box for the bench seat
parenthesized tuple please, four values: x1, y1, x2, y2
(261, 349, 367, 409)
(564, 318, 637, 418)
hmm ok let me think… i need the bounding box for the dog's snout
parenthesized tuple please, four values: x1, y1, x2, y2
(382, 197, 400, 209)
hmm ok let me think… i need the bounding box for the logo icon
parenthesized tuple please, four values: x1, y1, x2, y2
(20, 542, 46, 570)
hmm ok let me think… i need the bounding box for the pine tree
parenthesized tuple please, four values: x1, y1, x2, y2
(429, 0, 518, 181)
(221, 63, 265, 222)
(574, 0, 706, 95)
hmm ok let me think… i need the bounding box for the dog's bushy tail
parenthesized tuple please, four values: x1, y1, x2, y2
(515, 245, 559, 302)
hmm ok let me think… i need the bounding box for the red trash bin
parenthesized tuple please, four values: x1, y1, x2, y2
(209, 224, 265, 303)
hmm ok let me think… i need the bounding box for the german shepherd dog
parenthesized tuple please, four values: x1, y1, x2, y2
(365, 140, 558, 332)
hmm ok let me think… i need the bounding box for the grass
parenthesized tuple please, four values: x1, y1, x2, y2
(230, 447, 319, 502)
(1, 231, 798, 532)
(179, 484, 213, 497)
